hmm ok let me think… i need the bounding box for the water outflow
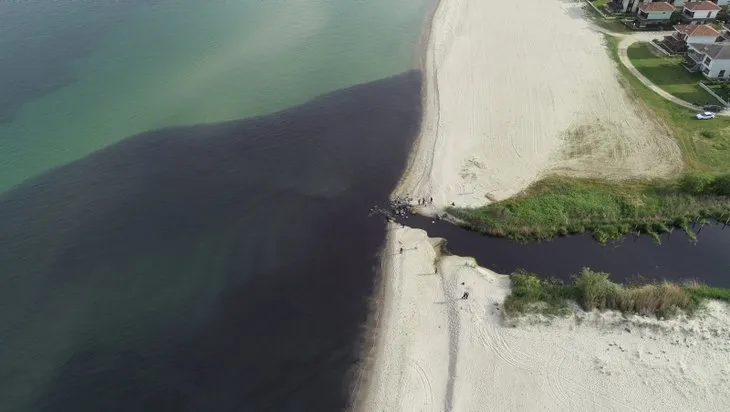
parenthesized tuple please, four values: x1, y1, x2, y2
(405, 214, 730, 288)
(0, 72, 422, 412)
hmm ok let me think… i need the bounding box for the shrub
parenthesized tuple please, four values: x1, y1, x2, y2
(510, 270, 543, 301)
(669, 11, 682, 25)
(504, 269, 725, 319)
(700, 130, 716, 139)
(573, 269, 621, 310)
(712, 173, 730, 196)
(504, 270, 573, 315)
(680, 172, 715, 195)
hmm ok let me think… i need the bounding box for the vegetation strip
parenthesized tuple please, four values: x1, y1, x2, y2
(449, 176, 730, 243)
(504, 268, 730, 318)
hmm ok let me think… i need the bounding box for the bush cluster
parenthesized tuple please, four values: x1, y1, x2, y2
(680, 172, 730, 196)
(504, 268, 703, 319)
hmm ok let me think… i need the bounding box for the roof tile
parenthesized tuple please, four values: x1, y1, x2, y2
(683, 1, 722, 12)
(639, 2, 675, 12)
(674, 24, 721, 37)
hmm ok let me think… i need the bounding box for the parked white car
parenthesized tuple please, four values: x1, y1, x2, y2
(696, 111, 716, 120)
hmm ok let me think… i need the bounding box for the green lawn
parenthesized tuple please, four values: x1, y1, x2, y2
(610, 38, 730, 171)
(706, 82, 730, 102)
(449, 177, 730, 243)
(591, 0, 609, 8)
(627, 42, 719, 106)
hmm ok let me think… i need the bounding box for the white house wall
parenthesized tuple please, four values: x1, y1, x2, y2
(644, 10, 673, 19)
(707, 58, 730, 78)
(685, 10, 720, 20)
(687, 35, 720, 44)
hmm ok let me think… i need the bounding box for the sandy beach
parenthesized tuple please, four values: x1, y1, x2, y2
(352, 0, 730, 410)
(394, 0, 681, 213)
(354, 225, 730, 411)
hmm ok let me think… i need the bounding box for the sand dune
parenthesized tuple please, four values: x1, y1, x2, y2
(394, 0, 681, 212)
(355, 225, 730, 412)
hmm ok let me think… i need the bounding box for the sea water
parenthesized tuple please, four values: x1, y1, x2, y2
(0, 1, 431, 410)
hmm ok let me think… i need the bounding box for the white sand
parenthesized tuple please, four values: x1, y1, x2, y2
(394, 0, 682, 212)
(355, 225, 730, 412)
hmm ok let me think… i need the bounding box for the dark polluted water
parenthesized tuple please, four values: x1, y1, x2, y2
(405, 215, 730, 288)
(0, 72, 421, 412)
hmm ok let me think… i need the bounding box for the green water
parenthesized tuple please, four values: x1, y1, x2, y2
(0, 0, 430, 191)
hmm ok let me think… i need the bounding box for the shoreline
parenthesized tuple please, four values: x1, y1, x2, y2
(347, 2, 446, 407)
(392, 0, 444, 217)
(348, 2, 445, 407)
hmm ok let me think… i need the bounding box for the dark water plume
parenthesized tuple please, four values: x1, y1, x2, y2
(406, 215, 730, 288)
(0, 71, 422, 412)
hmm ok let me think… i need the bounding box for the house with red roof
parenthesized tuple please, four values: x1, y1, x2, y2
(663, 24, 722, 53)
(611, 0, 683, 14)
(611, 1, 728, 15)
(635, 2, 676, 27)
(681, 1, 722, 24)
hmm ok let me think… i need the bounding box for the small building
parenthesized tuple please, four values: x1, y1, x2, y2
(663, 24, 721, 53)
(681, 1, 721, 24)
(636, 2, 676, 27)
(611, 0, 685, 13)
(684, 42, 730, 78)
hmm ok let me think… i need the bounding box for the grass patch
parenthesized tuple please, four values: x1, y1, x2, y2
(705, 82, 730, 102)
(503, 268, 730, 318)
(605, 36, 730, 171)
(449, 176, 730, 243)
(626, 42, 719, 106)
(685, 282, 730, 304)
(503, 270, 573, 316)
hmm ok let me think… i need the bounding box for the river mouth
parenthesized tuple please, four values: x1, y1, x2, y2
(399, 214, 730, 288)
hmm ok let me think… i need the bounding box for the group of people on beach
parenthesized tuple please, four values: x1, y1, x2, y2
(415, 197, 433, 206)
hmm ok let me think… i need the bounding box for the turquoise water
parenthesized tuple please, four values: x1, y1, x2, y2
(0, 0, 430, 191)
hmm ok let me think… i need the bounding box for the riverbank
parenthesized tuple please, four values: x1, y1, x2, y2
(358, 226, 730, 411)
(449, 176, 730, 243)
